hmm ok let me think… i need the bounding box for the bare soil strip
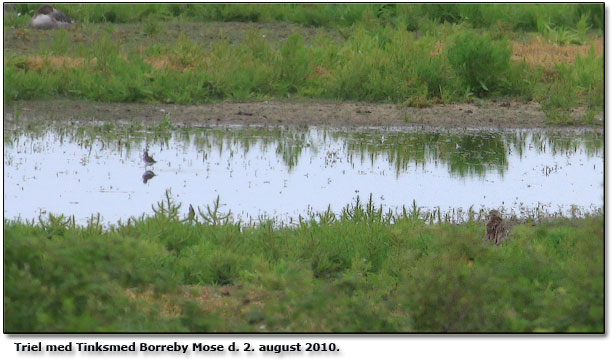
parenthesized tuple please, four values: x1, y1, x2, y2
(3, 99, 603, 130)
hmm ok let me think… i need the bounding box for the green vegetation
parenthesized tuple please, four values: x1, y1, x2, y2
(4, 192, 603, 332)
(5, 3, 604, 32)
(3, 3, 604, 124)
(446, 30, 512, 96)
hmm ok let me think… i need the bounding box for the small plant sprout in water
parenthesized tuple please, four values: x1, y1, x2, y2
(154, 114, 175, 134)
(317, 205, 337, 225)
(340, 194, 393, 224)
(400, 200, 423, 222)
(195, 195, 233, 225)
(37, 213, 75, 237)
(155, 191, 232, 225)
(152, 189, 182, 221)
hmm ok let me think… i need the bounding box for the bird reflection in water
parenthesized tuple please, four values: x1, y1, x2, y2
(142, 170, 156, 184)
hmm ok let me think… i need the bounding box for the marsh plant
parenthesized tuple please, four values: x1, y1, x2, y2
(4, 190, 604, 333)
(195, 195, 233, 226)
(446, 30, 512, 95)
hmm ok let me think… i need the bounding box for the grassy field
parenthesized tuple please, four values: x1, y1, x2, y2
(3, 3, 604, 124)
(4, 3, 604, 30)
(4, 192, 604, 333)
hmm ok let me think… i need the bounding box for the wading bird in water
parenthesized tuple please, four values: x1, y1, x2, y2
(486, 210, 510, 245)
(30, 5, 73, 29)
(143, 150, 157, 167)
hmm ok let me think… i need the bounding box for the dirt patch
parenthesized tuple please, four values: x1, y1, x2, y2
(511, 37, 603, 71)
(9, 55, 97, 71)
(3, 21, 345, 56)
(3, 99, 603, 130)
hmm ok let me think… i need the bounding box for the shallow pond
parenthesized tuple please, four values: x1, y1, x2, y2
(3, 124, 603, 225)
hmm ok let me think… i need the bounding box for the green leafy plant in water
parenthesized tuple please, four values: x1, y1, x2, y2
(153, 113, 175, 134)
(84, 213, 104, 236)
(317, 205, 337, 225)
(196, 195, 232, 225)
(341, 195, 366, 223)
(38, 213, 75, 237)
(152, 188, 181, 221)
(400, 199, 422, 222)
(340, 194, 391, 224)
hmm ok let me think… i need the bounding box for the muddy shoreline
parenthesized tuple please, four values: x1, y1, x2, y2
(3, 99, 603, 130)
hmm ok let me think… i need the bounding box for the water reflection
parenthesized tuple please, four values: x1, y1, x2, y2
(142, 170, 156, 184)
(4, 124, 602, 177)
(3, 124, 603, 224)
(341, 131, 510, 178)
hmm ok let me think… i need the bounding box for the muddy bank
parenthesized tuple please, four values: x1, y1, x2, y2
(3, 99, 603, 130)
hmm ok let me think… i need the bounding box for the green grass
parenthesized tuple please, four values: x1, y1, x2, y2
(3, 3, 604, 124)
(4, 26, 603, 109)
(535, 47, 604, 124)
(446, 30, 512, 96)
(6, 4, 604, 32)
(4, 192, 604, 333)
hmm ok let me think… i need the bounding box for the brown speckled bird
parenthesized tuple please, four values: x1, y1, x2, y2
(486, 210, 509, 245)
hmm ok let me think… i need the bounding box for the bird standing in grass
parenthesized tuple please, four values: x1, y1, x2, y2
(143, 150, 157, 167)
(486, 210, 509, 245)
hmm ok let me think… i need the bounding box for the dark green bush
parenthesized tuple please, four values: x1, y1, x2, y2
(446, 30, 512, 95)
(4, 223, 179, 332)
(180, 245, 247, 285)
